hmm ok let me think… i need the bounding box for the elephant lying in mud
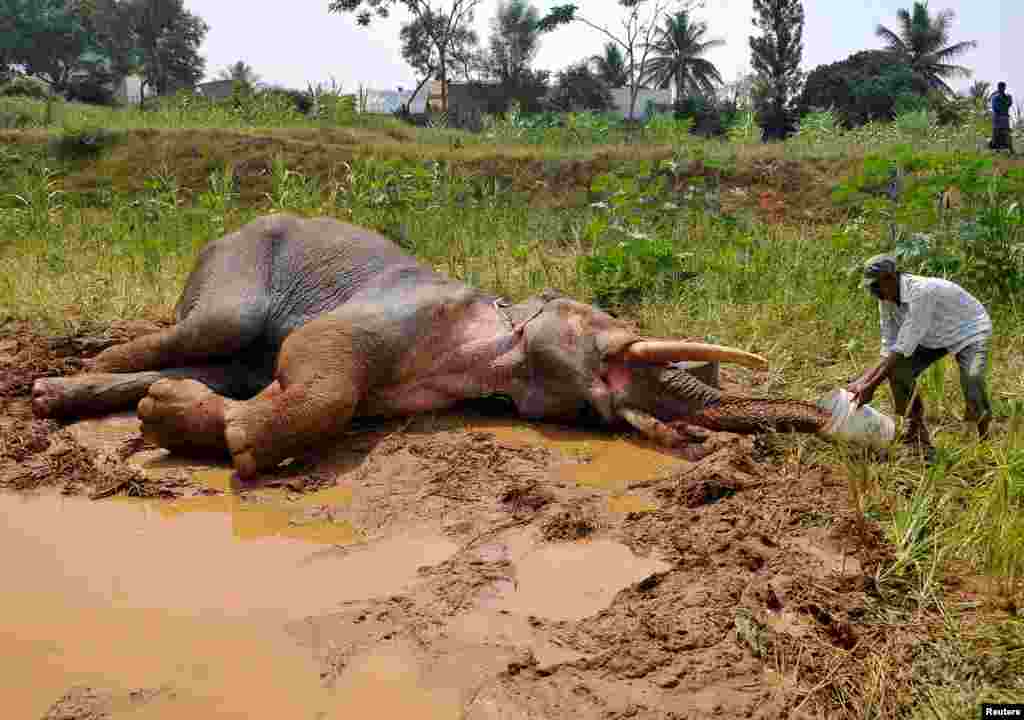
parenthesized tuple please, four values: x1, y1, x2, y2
(32, 213, 830, 479)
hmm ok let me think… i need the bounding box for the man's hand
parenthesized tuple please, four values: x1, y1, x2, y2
(848, 355, 900, 409)
(850, 382, 877, 408)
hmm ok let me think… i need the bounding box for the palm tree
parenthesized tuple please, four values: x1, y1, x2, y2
(590, 42, 628, 87)
(217, 60, 261, 90)
(968, 80, 991, 106)
(642, 11, 724, 100)
(875, 2, 977, 94)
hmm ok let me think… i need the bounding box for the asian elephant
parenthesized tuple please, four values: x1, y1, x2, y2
(32, 214, 830, 479)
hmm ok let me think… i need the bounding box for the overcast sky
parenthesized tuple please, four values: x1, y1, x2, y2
(185, 0, 1019, 98)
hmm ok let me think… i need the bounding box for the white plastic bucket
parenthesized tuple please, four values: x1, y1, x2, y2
(816, 389, 896, 449)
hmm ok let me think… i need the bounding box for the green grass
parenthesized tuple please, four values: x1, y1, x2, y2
(2, 100, 1024, 716)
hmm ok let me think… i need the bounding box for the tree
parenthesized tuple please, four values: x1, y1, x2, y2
(642, 10, 723, 99)
(477, 0, 550, 112)
(329, 0, 483, 112)
(398, 8, 479, 112)
(0, 0, 103, 93)
(590, 42, 628, 87)
(875, 2, 977, 95)
(798, 50, 930, 127)
(126, 0, 208, 98)
(968, 80, 991, 107)
(90, 0, 145, 81)
(547, 60, 613, 112)
(0, 6, 15, 83)
(540, 0, 701, 123)
(749, 0, 804, 140)
(218, 60, 261, 90)
(484, 0, 540, 85)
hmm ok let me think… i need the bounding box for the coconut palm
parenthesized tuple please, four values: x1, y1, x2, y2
(967, 80, 991, 106)
(217, 60, 261, 89)
(590, 42, 628, 87)
(641, 10, 724, 100)
(875, 2, 977, 94)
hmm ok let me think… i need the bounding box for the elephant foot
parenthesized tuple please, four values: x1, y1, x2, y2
(221, 380, 330, 481)
(31, 378, 65, 419)
(222, 400, 288, 480)
(223, 413, 285, 481)
(138, 378, 229, 457)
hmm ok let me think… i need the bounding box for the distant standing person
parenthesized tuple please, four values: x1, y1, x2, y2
(847, 255, 994, 459)
(990, 81, 1015, 154)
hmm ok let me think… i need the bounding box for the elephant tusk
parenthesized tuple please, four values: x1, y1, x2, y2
(626, 340, 769, 370)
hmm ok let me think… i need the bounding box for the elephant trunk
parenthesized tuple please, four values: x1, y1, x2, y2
(687, 395, 830, 434)
(655, 366, 829, 435)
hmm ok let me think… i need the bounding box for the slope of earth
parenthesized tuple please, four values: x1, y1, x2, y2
(2, 128, 851, 223)
(0, 322, 932, 719)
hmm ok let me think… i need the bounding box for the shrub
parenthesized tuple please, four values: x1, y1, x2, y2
(48, 126, 123, 162)
(64, 77, 117, 106)
(672, 94, 739, 138)
(0, 99, 39, 129)
(261, 86, 314, 115)
(798, 50, 931, 128)
(0, 76, 51, 100)
(546, 62, 614, 113)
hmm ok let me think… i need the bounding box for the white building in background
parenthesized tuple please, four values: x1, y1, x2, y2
(607, 87, 673, 119)
(112, 74, 144, 104)
(360, 85, 429, 114)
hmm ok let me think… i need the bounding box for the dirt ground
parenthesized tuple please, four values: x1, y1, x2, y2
(1, 321, 929, 719)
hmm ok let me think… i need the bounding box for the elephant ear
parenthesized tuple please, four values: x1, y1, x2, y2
(502, 290, 565, 328)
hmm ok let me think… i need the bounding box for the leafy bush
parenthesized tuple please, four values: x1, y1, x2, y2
(794, 109, 842, 147)
(645, 112, 694, 145)
(0, 102, 37, 129)
(149, 89, 306, 128)
(925, 90, 971, 126)
(798, 50, 930, 128)
(48, 126, 123, 162)
(725, 110, 759, 143)
(579, 164, 696, 308)
(958, 201, 1024, 300)
(261, 86, 314, 115)
(546, 62, 614, 113)
(672, 94, 739, 138)
(0, 76, 51, 99)
(64, 76, 117, 106)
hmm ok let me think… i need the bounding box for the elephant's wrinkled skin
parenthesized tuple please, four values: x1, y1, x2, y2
(32, 214, 830, 479)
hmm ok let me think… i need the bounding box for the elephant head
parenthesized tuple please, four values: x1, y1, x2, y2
(503, 293, 829, 451)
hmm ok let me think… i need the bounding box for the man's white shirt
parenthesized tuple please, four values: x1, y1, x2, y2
(879, 273, 992, 358)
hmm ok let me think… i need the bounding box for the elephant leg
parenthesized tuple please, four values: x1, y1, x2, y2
(89, 235, 272, 374)
(221, 316, 371, 479)
(31, 360, 273, 421)
(137, 378, 281, 457)
(88, 298, 269, 374)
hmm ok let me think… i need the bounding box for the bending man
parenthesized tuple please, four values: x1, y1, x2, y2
(848, 255, 993, 457)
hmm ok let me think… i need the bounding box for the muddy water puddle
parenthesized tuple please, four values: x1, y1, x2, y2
(485, 537, 671, 621)
(466, 417, 684, 515)
(4, 412, 693, 717)
(0, 490, 459, 718)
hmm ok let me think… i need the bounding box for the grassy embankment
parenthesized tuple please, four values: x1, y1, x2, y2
(2, 94, 1024, 715)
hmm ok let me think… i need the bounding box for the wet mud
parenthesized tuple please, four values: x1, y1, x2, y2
(1, 323, 916, 718)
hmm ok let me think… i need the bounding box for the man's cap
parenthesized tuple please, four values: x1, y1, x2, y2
(860, 254, 897, 287)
